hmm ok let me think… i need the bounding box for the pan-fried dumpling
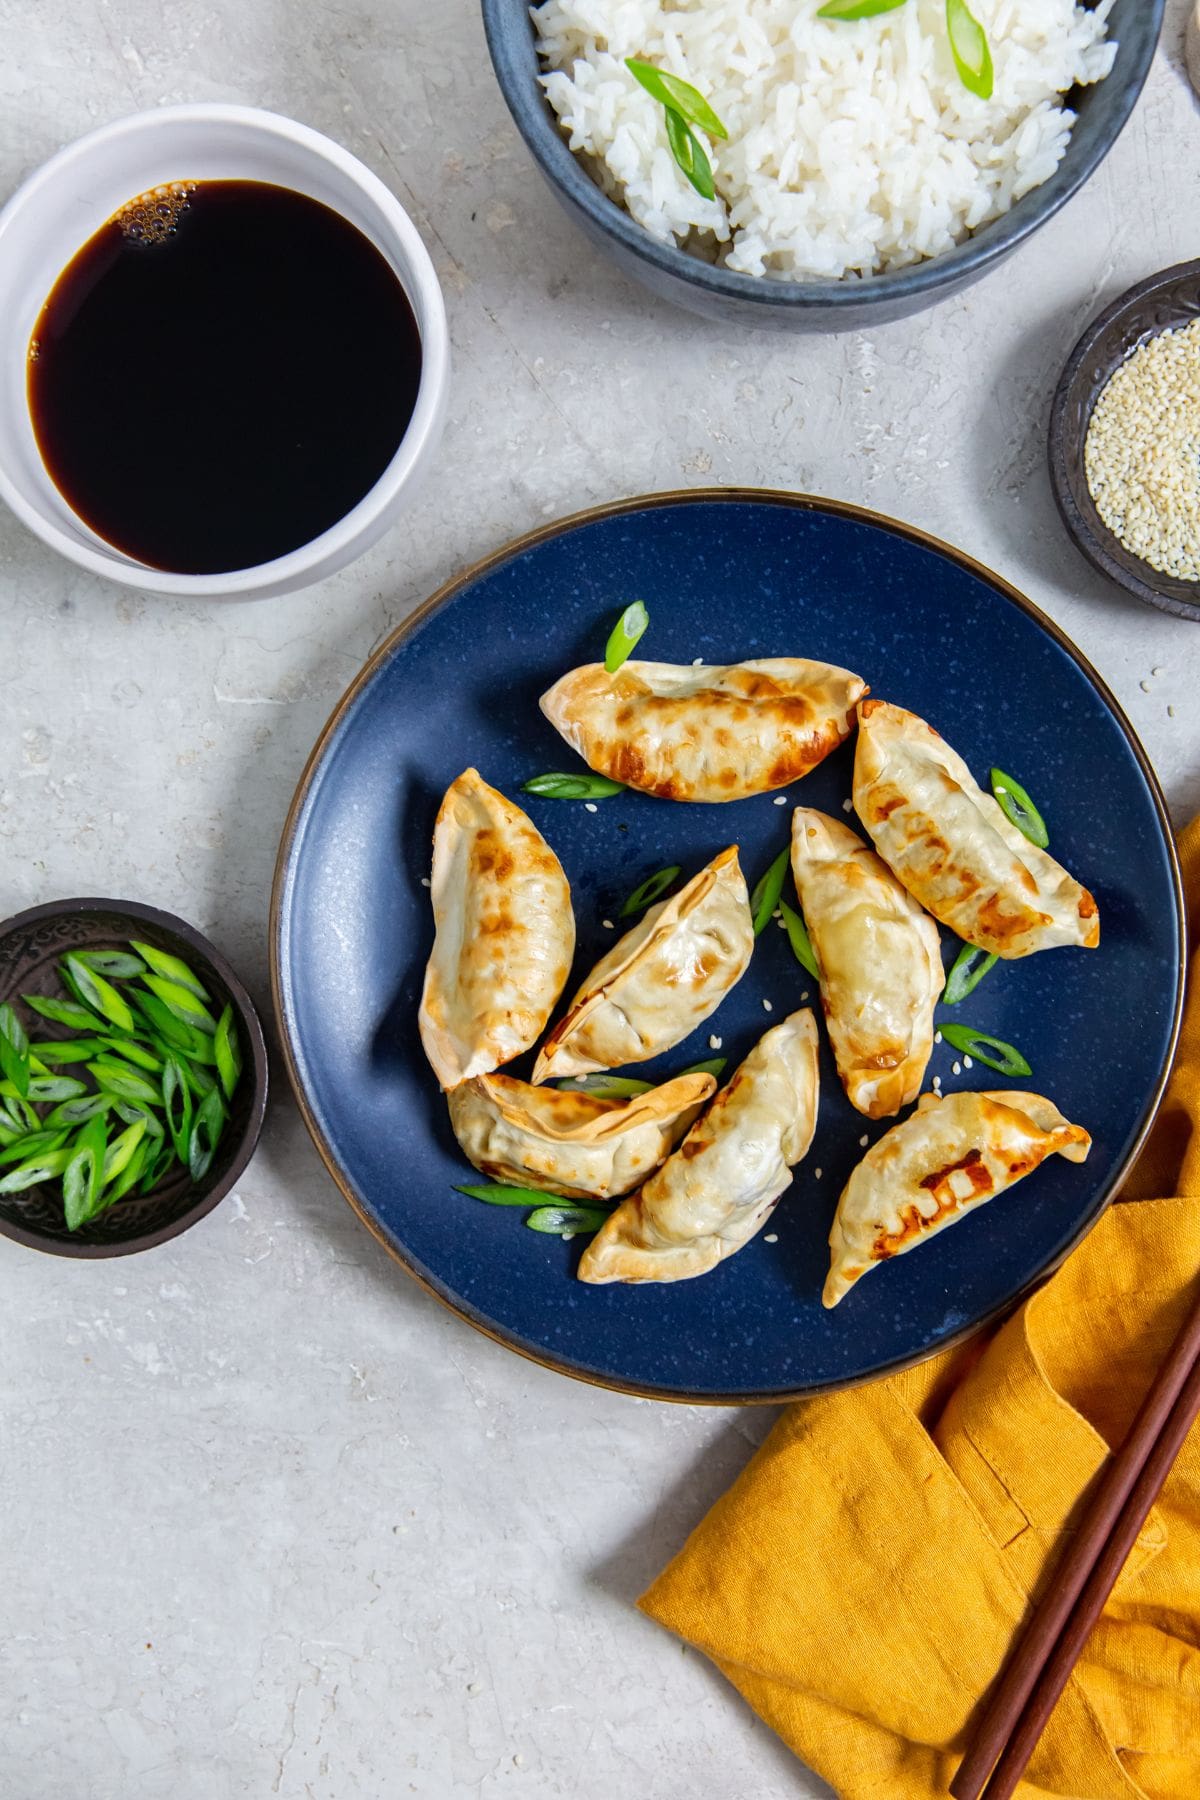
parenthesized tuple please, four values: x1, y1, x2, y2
(540, 658, 868, 803)
(419, 769, 575, 1090)
(853, 701, 1099, 959)
(447, 1070, 716, 1202)
(578, 1011, 820, 1285)
(824, 1090, 1091, 1308)
(791, 807, 942, 1119)
(532, 846, 753, 1083)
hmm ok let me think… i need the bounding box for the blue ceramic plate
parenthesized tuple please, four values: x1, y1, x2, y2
(272, 492, 1184, 1402)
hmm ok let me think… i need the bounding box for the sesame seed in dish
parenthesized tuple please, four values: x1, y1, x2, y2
(1085, 319, 1200, 581)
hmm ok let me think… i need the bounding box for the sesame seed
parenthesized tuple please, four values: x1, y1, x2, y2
(773, 795, 787, 806)
(420, 876, 431, 888)
(584, 802, 598, 813)
(1153, 666, 1165, 676)
(709, 1034, 722, 1050)
(772, 908, 783, 920)
(1085, 319, 1200, 579)
(1169, 705, 1177, 718)
(963, 1054, 973, 1069)
(762, 998, 773, 1011)
(602, 918, 614, 930)
(764, 1232, 779, 1244)
(934, 1030, 942, 1044)
(692, 657, 704, 666)
(952, 1060, 962, 1075)
(841, 798, 853, 813)
(933, 1076, 942, 1090)
(776, 917, 787, 930)
(1140, 679, 1152, 692)
(801, 990, 810, 1002)
(814, 1167, 823, 1179)
(859, 1133, 869, 1146)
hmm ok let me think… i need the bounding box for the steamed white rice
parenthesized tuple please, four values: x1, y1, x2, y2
(532, 0, 1117, 280)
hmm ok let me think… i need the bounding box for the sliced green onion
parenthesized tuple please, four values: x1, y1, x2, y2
(677, 1057, 727, 1080)
(29, 1038, 108, 1064)
(73, 949, 146, 980)
(213, 1004, 244, 1101)
(129, 940, 211, 1002)
(89, 1058, 161, 1106)
(526, 1203, 611, 1237)
(62, 955, 135, 1033)
(619, 864, 681, 917)
(0, 1129, 69, 1168)
(99, 1035, 164, 1074)
(162, 1059, 193, 1164)
(6, 1075, 88, 1103)
(105, 1137, 150, 1206)
(750, 847, 790, 937)
(63, 1113, 108, 1229)
(990, 768, 1049, 850)
(22, 993, 104, 1032)
(552, 1075, 655, 1098)
(946, 0, 993, 99)
(141, 973, 217, 1034)
(102, 1120, 148, 1188)
(604, 600, 650, 675)
(942, 943, 999, 1007)
(624, 59, 728, 139)
(139, 1138, 177, 1196)
(187, 1088, 227, 1183)
(663, 108, 716, 202)
(454, 1181, 557, 1207)
(779, 900, 820, 980)
(112, 1100, 165, 1139)
(42, 1093, 115, 1129)
(819, 0, 908, 15)
(0, 1003, 30, 1098)
(131, 992, 217, 1062)
(521, 772, 626, 800)
(0, 1146, 74, 1194)
(939, 1023, 1031, 1078)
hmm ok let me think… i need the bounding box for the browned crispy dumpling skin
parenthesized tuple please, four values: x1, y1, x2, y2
(418, 769, 575, 1090)
(539, 658, 868, 802)
(531, 846, 753, 1082)
(578, 1011, 820, 1285)
(791, 807, 942, 1118)
(853, 701, 1099, 959)
(446, 1070, 716, 1201)
(824, 1090, 1091, 1308)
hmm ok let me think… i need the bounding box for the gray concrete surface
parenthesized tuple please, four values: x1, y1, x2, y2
(1, 3, 1198, 1796)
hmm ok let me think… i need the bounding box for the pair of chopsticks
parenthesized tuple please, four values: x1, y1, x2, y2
(950, 1279, 1200, 1800)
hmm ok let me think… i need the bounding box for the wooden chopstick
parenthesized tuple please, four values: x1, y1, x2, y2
(950, 1279, 1200, 1800)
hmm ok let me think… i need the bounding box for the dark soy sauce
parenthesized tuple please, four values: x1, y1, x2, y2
(28, 180, 422, 574)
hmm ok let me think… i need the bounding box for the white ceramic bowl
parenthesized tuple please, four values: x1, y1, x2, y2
(0, 105, 449, 599)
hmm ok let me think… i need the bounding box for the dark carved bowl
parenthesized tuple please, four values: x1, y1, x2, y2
(1049, 259, 1200, 624)
(0, 898, 268, 1258)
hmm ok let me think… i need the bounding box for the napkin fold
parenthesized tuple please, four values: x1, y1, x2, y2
(640, 818, 1200, 1800)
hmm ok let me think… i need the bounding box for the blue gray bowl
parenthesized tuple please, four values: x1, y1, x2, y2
(482, 0, 1164, 330)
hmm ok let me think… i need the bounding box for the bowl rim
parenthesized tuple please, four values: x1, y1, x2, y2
(0, 102, 450, 598)
(1048, 256, 1200, 624)
(0, 895, 269, 1258)
(481, 0, 1164, 310)
(269, 485, 1187, 1405)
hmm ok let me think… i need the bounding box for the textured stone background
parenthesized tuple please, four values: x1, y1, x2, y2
(1, 3, 1197, 1795)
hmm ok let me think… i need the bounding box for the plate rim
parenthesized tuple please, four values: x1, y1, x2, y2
(269, 487, 1187, 1404)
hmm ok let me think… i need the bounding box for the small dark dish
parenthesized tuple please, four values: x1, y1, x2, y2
(0, 898, 268, 1258)
(481, 0, 1163, 330)
(1049, 259, 1200, 624)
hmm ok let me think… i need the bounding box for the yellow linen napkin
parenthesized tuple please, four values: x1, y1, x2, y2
(640, 818, 1200, 1800)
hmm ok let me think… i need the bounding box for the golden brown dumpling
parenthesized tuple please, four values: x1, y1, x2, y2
(578, 1011, 820, 1285)
(418, 769, 575, 1090)
(853, 701, 1099, 959)
(540, 658, 868, 802)
(531, 846, 753, 1083)
(824, 1090, 1091, 1308)
(790, 807, 942, 1118)
(446, 1070, 716, 1201)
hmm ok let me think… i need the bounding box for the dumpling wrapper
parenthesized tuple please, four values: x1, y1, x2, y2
(578, 1010, 820, 1285)
(531, 846, 753, 1083)
(853, 700, 1099, 959)
(791, 807, 942, 1119)
(418, 769, 575, 1090)
(540, 658, 868, 803)
(447, 1070, 716, 1202)
(824, 1089, 1091, 1308)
